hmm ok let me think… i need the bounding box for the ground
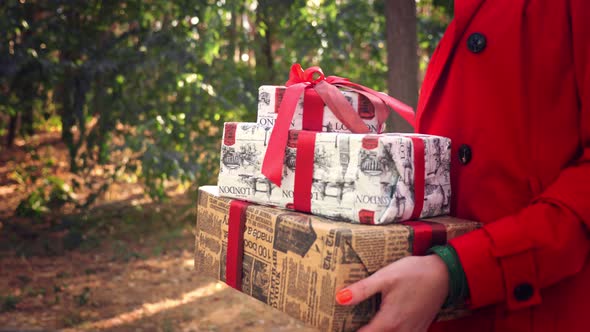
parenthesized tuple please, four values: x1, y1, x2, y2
(0, 132, 317, 331)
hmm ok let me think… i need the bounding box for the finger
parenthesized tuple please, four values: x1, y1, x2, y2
(358, 305, 400, 332)
(336, 271, 387, 306)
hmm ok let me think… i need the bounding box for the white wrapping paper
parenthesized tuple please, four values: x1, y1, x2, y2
(218, 122, 451, 224)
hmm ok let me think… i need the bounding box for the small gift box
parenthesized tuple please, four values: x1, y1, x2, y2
(219, 122, 452, 224)
(257, 64, 416, 187)
(195, 186, 477, 331)
(257, 85, 385, 133)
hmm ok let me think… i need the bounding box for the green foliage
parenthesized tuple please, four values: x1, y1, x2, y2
(0, 295, 20, 312)
(15, 175, 77, 218)
(2, 1, 451, 209)
(24, 286, 47, 297)
(433, 0, 454, 15)
(418, 0, 453, 67)
(111, 240, 144, 262)
(271, 0, 389, 89)
(47, 176, 77, 206)
(74, 287, 91, 307)
(15, 187, 48, 218)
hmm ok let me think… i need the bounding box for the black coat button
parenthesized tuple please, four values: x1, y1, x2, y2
(458, 144, 472, 165)
(467, 33, 487, 53)
(513, 283, 534, 302)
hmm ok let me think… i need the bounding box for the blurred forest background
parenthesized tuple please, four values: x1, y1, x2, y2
(0, 0, 452, 330)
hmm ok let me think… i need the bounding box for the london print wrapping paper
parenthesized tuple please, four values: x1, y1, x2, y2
(218, 122, 451, 224)
(257, 85, 385, 133)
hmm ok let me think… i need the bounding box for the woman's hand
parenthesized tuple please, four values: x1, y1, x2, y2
(336, 255, 450, 332)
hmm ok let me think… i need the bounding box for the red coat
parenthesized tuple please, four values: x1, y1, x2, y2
(418, 1, 590, 331)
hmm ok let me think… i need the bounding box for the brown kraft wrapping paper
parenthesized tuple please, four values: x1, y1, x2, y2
(195, 186, 478, 331)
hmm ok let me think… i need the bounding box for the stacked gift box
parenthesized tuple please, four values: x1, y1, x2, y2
(195, 64, 478, 331)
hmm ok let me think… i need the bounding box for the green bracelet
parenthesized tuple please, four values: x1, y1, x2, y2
(428, 245, 469, 308)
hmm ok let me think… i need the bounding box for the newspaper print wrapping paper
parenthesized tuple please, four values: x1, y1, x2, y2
(218, 122, 452, 224)
(195, 186, 478, 331)
(257, 85, 385, 132)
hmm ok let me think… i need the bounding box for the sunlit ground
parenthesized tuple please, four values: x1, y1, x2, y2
(0, 249, 315, 331)
(76, 280, 225, 330)
(0, 131, 317, 331)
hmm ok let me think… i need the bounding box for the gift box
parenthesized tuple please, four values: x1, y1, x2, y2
(219, 122, 451, 224)
(257, 85, 385, 133)
(257, 64, 417, 193)
(195, 186, 478, 331)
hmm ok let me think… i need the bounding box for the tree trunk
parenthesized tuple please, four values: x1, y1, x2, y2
(20, 81, 35, 137)
(228, 1, 238, 61)
(254, 0, 275, 83)
(6, 115, 18, 148)
(384, 0, 418, 133)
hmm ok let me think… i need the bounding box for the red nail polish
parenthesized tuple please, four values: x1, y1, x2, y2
(336, 289, 352, 304)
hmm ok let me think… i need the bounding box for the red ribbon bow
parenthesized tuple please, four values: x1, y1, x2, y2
(285, 65, 329, 85)
(262, 63, 416, 186)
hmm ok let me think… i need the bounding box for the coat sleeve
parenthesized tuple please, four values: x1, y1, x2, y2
(449, 0, 590, 311)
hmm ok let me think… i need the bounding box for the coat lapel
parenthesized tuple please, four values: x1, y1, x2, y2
(417, 0, 487, 131)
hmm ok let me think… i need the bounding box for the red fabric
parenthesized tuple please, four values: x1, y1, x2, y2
(226, 200, 251, 291)
(302, 89, 324, 131)
(410, 137, 425, 220)
(419, 1, 590, 331)
(293, 131, 316, 213)
(402, 221, 447, 255)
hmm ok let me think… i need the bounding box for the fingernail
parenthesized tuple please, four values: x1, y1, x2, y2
(336, 289, 352, 304)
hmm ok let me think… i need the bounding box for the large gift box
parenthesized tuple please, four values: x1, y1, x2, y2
(195, 186, 478, 331)
(257, 85, 384, 132)
(219, 122, 451, 224)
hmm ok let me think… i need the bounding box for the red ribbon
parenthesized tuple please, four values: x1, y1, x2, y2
(301, 89, 324, 132)
(293, 131, 317, 213)
(402, 220, 448, 255)
(226, 200, 251, 290)
(262, 64, 416, 187)
(410, 137, 425, 220)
